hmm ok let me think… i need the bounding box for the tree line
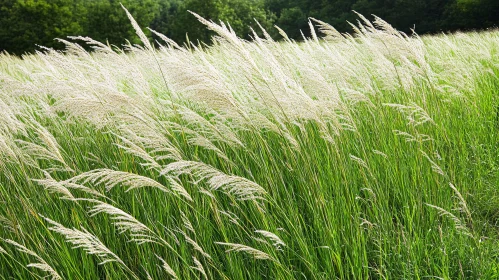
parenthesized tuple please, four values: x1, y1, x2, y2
(0, 0, 498, 55)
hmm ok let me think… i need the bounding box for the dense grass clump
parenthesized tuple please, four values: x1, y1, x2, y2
(1, 9, 499, 279)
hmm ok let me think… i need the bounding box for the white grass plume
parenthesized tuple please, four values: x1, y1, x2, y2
(0, 215, 16, 233)
(274, 25, 291, 42)
(191, 256, 208, 279)
(16, 121, 73, 172)
(393, 130, 433, 143)
(179, 230, 211, 259)
(42, 216, 128, 266)
(33, 171, 74, 200)
(69, 169, 168, 193)
(87, 200, 165, 246)
(449, 183, 473, 225)
(114, 134, 163, 171)
(34, 171, 107, 200)
(0, 97, 24, 136)
(169, 124, 231, 163)
(189, 11, 239, 46)
(199, 187, 216, 200)
(218, 210, 240, 226)
(421, 150, 446, 176)
(384, 103, 435, 127)
(177, 106, 244, 148)
(254, 230, 286, 249)
(349, 154, 369, 169)
(167, 177, 193, 202)
(215, 242, 272, 260)
(309, 18, 343, 40)
(147, 28, 185, 52)
(425, 204, 473, 238)
(121, 4, 153, 51)
(161, 160, 266, 201)
(308, 20, 319, 43)
(114, 129, 182, 164)
(157, 255, 178, 279)
(373, 150, 388, 159)
(0, 133, 20, 163)
(4, 239, 62, 280)
(68, 168, 192, 202)
(181, 211, 195, 234)
(66, 36, 114, 53)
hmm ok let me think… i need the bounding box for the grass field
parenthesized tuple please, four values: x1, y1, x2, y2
(1, 10, 499, 279)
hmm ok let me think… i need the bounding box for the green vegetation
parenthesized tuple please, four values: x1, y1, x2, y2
(1, 9, 499, 279)
(1, 0, 499, 54)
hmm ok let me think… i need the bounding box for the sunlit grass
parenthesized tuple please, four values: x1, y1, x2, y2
(0, 10, 499, 279)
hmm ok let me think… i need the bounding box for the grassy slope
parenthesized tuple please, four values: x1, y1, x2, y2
(0, 14, 499, 279)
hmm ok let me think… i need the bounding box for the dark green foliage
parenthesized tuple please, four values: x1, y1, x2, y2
(0, 0, 498, 55)
(84, 0, 160, 47)
(266, 0, 499, 38)
(152, 0, 273, 44)
(0, 0, 85, 54)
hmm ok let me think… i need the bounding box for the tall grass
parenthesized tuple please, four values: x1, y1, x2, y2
(1, 9, 499, 279)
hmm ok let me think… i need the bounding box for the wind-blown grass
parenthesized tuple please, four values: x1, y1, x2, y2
(1, 9, 499, 279)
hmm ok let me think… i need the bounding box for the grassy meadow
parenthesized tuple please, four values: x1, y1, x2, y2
(1, 10, 499, 279)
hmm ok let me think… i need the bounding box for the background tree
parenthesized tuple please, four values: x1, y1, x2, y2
(0, 0, 85, 55)
(166, 0, 273, 43)
(0, 0, 498, 54)
(84, 0, 160, 47)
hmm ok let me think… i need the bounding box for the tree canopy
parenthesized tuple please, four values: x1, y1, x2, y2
(0, 0, 498, 54)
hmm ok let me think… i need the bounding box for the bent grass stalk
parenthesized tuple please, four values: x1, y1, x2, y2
(0, 8, 498, 280)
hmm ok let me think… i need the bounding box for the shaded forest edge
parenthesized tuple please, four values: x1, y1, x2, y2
(1, 0, 498, 55)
